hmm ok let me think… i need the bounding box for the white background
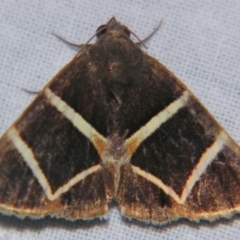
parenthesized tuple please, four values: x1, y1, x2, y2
(0, 1, 240, 239)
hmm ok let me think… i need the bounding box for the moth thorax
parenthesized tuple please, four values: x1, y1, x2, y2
(106, 134, 126, 160)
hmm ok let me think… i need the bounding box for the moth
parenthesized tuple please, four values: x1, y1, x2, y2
(0, 17, 240, 226)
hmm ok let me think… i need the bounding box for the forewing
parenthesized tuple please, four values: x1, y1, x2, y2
(0, 54, 111, 220)
(117, 55, 240, 224)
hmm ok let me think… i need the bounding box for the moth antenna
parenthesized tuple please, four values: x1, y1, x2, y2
(52, 31, 83, 48)
(127, 28, 147, 49)
(136, 20, 163, 47)
(143, 20, 163, 43)
(77, 26, 108, 56)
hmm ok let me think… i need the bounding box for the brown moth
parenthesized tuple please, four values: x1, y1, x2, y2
(0, 17, 240, 225)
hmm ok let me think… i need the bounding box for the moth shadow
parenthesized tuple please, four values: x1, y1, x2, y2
(121, 213, 240, 231)
(0, 213, 109, 232)
(0, 201, 115, 232)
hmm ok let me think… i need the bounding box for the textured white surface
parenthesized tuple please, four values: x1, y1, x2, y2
(0, 0, 240, 239)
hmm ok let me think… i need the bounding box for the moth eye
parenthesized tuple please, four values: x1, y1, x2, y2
(96, 24, 107, 38)
(123, 27, 130, 38)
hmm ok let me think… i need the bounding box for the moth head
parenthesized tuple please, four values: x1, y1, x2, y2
(96, 17, 130, 39)
(78, 17, 146, 55)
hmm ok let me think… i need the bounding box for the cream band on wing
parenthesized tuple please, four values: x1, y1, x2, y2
(125, 90, 190, 157)
(132, 131, 228, 204)
(44, 88, 107, 157)
(180, 130, 228, 202)
(132, 165, 183, 204)
(7, 127, 101, 201)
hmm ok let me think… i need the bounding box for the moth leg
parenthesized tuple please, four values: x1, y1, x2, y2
(21, 88, 39, 95)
